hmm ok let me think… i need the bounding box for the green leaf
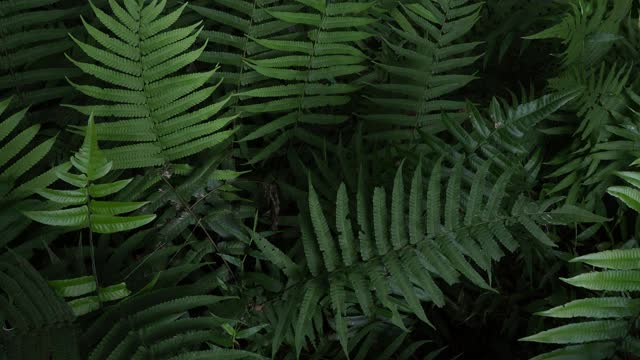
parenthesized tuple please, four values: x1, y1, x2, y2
(571, 248, 640, 270)
(88, 179, 132, 197)
(536, 297, 640, 319)
(528, 343, 616, 360)
(48, 276, 96, 298)
(37, 188, 87, 206)
(89, 200, 148, 215)
(90, 214, 156, 234)
(390, 161, 407, 250)
(294, 280, 322, 357)
(98, 282, 131, 302)
(308, 178, 340, 271)
(607, 186, 640, 213)
(562, 270, 640, 291)
(520, 320, 627, 344)
(68, 296, 101, 317)
(544, 205, 609, 224)
(336, 183, 356, 266)
(24, 206, 89, 227)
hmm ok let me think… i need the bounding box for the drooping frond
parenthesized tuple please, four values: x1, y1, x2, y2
(24, 115, 156, 234)
(364, 0, 482, 139)
(65, 0, 236, 169)
(608, 158, 640, 213)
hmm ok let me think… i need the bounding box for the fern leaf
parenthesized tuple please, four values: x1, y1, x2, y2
(384, 253, 430, 324)
(607, 186, 640, 213)
(48, 276, 96, 298)
(67, 0, 233, 169)
(391, 162, 408, 250)
(373, 187, 391, 255)
(562, 270, 640, 291)
(444, 160, 462, 231)
(536, 297, 640, 319)
(409, 161, 424, 245)
(571, 248, 640, 270)
(251, 231, 301, 279)
(24, 116, 155, 235)
(24, 206, 89, 227)
(529, 343, 616, 360)
(294, 280, 323, 358)
(336, 183, 357, 266)
(308, 179, 340, 271)
(521, 320, 627, 344)
(426, 159, 442, 235)
(329, 275, 349, 356)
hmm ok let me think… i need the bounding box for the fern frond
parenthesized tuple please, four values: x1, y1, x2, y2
(363, 0, 482, 139)
(0, 0, 81, 106)
(24, 116, 156, 234)
(427, 89, 580, 180)
(77, 283, 259, 360)
(0, 255, 79, 359)
(191, 0, 304, 87)
(524, 172, 640, 357)
(220, 0, 374, 161)
(66, 0, 233, 169)
(526, 0, 631, 67)
(0, 97, 59, 201)
(257, 158, 603, 355)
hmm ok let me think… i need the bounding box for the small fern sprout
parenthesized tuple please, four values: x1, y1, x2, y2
(23, 115, 156, 234)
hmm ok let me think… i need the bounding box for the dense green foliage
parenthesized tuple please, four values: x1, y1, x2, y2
(3, 0, 640, 358)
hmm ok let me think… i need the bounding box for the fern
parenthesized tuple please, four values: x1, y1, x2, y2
(522, 159, 640, 359)
(24, 115, 156, 234)
(0, 255, 80, 360)
(48, 275, 130, 316)
(4, 0, 640, 358)
(228, 0, 374, 163)
(65, 0, 236, 169)
(103, 154, 253, 287)
(0, 254, 261, 359)
(0, 96, 61, 201)
(189, 0, 304, 88)
(477, 0, 563, 67)
(253, 158, 605, 356)
(424, 89, 581, 183)
(81, 285, 262, 360)
(521, 247, 640, 359)
(0, 95, 67, 254)
(364, 0, 482, 139)
(0, 0, 83, 107)
(541, 64, 634, 213)
(548, 63, 630, 141)
(525, 0, 631, 68)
